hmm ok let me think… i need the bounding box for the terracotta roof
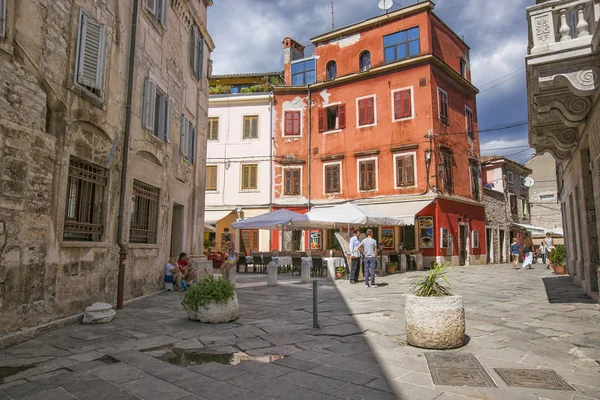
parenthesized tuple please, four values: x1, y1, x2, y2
(481, 156, 532, 175)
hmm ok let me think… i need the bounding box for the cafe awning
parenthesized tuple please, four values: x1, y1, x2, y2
(363, 199, 434, 225)
(204, 209, 234, 224)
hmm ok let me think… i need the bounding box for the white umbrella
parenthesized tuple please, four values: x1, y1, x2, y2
(231, 209, 307, 230)
(293, 203, 405, 229)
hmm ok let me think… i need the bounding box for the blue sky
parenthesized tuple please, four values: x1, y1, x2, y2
(207, 0, 535, 163)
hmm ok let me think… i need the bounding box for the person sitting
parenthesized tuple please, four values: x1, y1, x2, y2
(177, 252, 196, 286)
(220, 242, 238, 279)
(165, 256, 183, 291)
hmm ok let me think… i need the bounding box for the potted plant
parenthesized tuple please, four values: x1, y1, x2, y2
(549, 245, 566, 275)
(386, 262, 396, 275)
(182, 272, 239, 323)
(335, 266, 345, 279)
(405, 263, 465, 349)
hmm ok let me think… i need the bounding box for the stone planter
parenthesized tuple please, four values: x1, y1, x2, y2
(405, 295, 465, 349)
(187, 293, 239, 323)
(386, 264, 396, 274)
(551, 264, 566, 275)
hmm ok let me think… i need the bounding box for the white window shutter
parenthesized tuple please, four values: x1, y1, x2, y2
(143, 78, 157, 131)
(189, 127, 197, 164)
(160, 0, 169, 29)
(77, 12, 106, 90)
(197, 33, 204, 80)
(144, 0, 156, 15)
(164, 98, 171, 142)
(0, 0, 6, 39)
(191, 26, 198, 77)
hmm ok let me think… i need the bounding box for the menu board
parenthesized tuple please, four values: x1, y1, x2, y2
(381, 228, 394, 249)
(418, 217, 434, 248)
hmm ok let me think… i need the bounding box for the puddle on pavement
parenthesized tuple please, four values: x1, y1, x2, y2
(0, 364, 35, 384)
(156, 349, 285, 367)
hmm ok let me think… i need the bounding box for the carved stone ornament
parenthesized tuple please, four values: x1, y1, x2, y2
(531, 125, 579, 161)
(536, 93, 592, 127)
(539, 66, 600, 97)
(535, 15, 552, 43)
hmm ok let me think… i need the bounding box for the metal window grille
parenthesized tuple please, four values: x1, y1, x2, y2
(130, 180, 160, 244)
(63, 159, 107, 242)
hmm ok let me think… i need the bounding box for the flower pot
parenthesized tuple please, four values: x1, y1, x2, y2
(188, 293, 239, 323)
(552, 264, 566, 275)
(405, 294, 465, 349)
(386, 264, 396, 274)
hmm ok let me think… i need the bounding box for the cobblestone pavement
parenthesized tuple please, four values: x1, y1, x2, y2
(0, 264, 599, 400)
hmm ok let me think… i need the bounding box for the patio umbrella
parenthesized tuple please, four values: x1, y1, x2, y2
(231, 209, 307, 230)
(293, 202, 405, 229)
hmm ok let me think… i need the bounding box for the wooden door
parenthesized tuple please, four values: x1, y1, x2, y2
(459, 225, 467, 266)
(241, 230, 259, 256)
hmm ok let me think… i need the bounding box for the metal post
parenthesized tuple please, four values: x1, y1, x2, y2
(312, 280, 320, 328)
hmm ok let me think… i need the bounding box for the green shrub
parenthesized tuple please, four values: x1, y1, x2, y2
(410, 262, 453, 297)
(549, 245, 566, 266)
(182, 273, 235, 310)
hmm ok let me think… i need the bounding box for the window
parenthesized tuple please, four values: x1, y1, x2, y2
(470, 161, 481, 200)
(521, 176, 527, 186)
(64, 158, 107, 242)
(291, 59, 316, 86)
(0, 0, 6, 38)
(318, 104, 346, 132)
(472, 230, 479, 248)
(191, 25, 204, 80)
(284, 111, 301, 136)
(144, 0, 169, 29)
(465, 107, 474, 137)
(326, 61, 337, 80)
(359, 51, 371, 72)
(75, 10, 107, 98)
(357, 96, 375, 126)
(243, 116, 259, 139)
(241, 164, 258, 190)
(540, 194, 555, 201)
(142, 78, 171, 141)
(359, 160, 376, 191)
(206, 165, 217, 191)
(383, 27, 420, 63)
(522, 198, 528, 216)
(510, 194, 518, 215)
(441, 150, 453, 193)
(393, 88, 412, 120)
(284, 168, 301, 195)
(180, 115, 197, 163)
(207, 117, 219, 141)
(395, 154, 415, 187)
(324, 163, 341, 194)
(507, 171, 514, 184)
(130, 180, 160, 244)
(460, 58, 467, 77)
(438, 88, 449, 124)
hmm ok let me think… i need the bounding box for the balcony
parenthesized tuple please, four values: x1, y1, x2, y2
(526, 0, 600, 161)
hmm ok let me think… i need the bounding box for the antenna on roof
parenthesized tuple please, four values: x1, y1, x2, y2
(378, 0, 393, 13)
(331, 0, 335, 30)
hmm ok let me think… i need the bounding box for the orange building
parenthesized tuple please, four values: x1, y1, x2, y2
(271, 1, 485, 266)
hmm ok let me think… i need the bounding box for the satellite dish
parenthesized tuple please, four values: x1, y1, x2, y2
(523, 177, 535, 187)
(378, 0, 393, 11)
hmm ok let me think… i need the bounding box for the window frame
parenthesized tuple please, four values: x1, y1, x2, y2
(326, 60, 337, 81)
(507, 171, 514, 184)
(441, 149, 454, 194)
(469, 160, 481, 201)
(383, 26, 420, 64)
(191, 24, 204, 81)
(240, 163, 259, 191)
(283, 110, 302, 137)
(144, 0, 169, 30)
(242, 115, 259, 140)
(74, 9, 107, 99)
(393, 152, 417, 189)
(143, 77, 171, 142)
(205, 165, 218, 191)
(521, 197, 528, 216)
(472, 230, 480, 249)
(283, 166, 302, 196)
(359, 51, 371, 72)
(356, 94, 377, 128)
(180, 114, 196, 164)
(323, 161, 342, 195)
(319, 102, 345, 134)
(391, 86, 414, 122)
(438, 87, 449, 124)
(459, 58, 467, 77)
(207, 117, 219, 141)
(357, 157, 378, 192)
(291, 58, 316, 86)
(509, 194, 518, 215)
(129, 179, 160, 245)
(465, 106, 474, 138)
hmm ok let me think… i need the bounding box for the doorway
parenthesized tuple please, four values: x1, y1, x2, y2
(170, 204, 184, 258)
(459, 224, 468, 266)
(486, 228, 493, 264)
(499, 229, 506, 263)
(240, 229, 259, 256)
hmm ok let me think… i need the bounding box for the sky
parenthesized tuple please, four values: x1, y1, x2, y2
(207, 0, 535, 164)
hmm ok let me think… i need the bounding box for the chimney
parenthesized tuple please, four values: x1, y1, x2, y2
(283, 37, 305, 85)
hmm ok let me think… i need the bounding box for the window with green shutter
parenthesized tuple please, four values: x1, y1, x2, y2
(243, 116, 259, 139)
(75, 10, 106, 98)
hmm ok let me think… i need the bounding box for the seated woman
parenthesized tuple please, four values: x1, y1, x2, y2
(220, 242, 238, 279)
(177, 252, 196, 287)
(165, 256, 183, 291)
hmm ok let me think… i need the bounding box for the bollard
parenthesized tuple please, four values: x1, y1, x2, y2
(400, 254, 407, 272)
(416, 253, 424, 271)
(267, 261, 278, 286)
(313, 280, 320, 328)
(228, 267, 236, 286)
(301, 259, 311, 283)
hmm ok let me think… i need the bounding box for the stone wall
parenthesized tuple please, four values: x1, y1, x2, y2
(483, 188, 509, 263)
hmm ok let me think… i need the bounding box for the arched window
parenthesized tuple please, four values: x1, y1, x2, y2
(326, 61, 337, 80)
(359, 51, 371, 72)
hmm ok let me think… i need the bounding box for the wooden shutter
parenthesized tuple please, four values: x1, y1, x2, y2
(293, 169, 300, 194)
(144, 0, 156, 15)
(293, 111, 300, 135)
(0, 0, 6, 38)
(206, 166, 217, 190)
(338, 104, 346, 129)
(143, 78, 157, 131)
(284, 112, 292, 135)
(164, 98, 171, 142)
(209, 118, 218, 140)
(405, 155, 414, 185)
(358, 99, 366, 126)
(159, 0, 169, 29)
(77, 12, 106, 90)
(252, 117, 258, 138)
(366, 161, 374, 189)
(402, 90, 411, 118)
(359, 162, 366, 190)
(394, 92, 402, 119)
(191, 25, 200, 79)
(396, 157, 404, 186)
(250, 165, 257, 189)
(156, 95, 166, 140)
(284, 170, 291, 194)
(180, 115, 188, 157)
(510, 194, 517, 215)
(242, 165, 249, 189)
(332, 165, 339, 192)
(318, 108, 325, 133)
(366, 98, 374, 124)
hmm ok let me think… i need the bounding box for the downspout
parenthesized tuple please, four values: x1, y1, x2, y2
(116, 0, 139, 310)
(269, 92, 274, 251)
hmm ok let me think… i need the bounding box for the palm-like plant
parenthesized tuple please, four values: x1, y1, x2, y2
(410, 263, 453, 297)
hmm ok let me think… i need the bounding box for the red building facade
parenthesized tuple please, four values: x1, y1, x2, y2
(272, 1, 485, 266)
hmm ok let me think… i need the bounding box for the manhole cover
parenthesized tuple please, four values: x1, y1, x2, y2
(154, 348, 285, 367)
(425, 353, 496, 388)
(494, 368, 575, 391)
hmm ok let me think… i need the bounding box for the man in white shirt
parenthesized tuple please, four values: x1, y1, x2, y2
(349, 230, 361, 284)
(359, 229, 378, 288)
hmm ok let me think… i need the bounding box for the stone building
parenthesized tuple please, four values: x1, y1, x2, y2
(526, 0, 599, 301)
(0, 0, 214, 335)
(525, 153, 563, 231)
(481, 156, 532, 264)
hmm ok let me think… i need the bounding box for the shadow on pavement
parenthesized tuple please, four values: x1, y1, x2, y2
(542, 275, 597, 304)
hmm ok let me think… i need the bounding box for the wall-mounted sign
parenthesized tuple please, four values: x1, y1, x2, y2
(419, 217, 434, 248)
(440, 228, 449, 249)
(381, 228, 394, 249)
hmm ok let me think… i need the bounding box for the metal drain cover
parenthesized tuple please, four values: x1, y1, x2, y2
(425, 353, 496, 388)
(494, 368, 575, 391)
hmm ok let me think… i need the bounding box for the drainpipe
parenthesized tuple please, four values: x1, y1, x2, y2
(269, 92, 274, 251)
(116, 0, 139, 310)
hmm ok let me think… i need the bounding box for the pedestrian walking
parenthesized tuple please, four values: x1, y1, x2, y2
(358, 229, 378, 288)
(510, 238, 520, 269)
(349, 230, 362, 284)
(538, 241, 548, 267)
(522, 234, 534, 269)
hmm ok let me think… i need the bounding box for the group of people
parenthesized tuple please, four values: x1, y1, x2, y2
(510, 232, 554, 270)
(349, 229, 379, 287)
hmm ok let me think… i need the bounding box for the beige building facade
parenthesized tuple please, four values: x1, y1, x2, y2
(525, 153, 563, 231)
(0, 0, 214, 335)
